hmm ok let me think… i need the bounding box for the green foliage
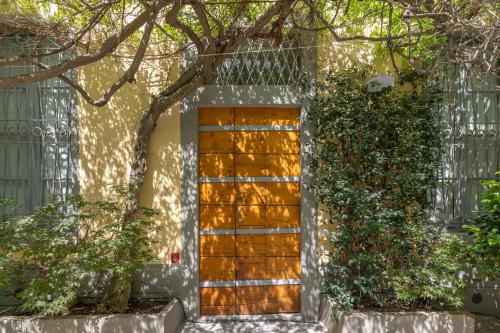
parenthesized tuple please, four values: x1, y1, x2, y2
(312, 68, 464, 311)
(463, 173, 500, 278)
(0, 187, 160, 316)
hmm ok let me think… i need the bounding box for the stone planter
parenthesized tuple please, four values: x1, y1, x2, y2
(0, 299, 184, 333)
(320, 298, 475, 333)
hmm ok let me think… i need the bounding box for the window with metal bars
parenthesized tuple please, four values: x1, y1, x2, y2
(430, 64, 499, 229)
(0, 35, 78, 214)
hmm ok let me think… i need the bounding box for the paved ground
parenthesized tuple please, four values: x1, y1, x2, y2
(178, 321, 327, 333)
(179, 314, 500, 333)
(475, 314, 500, 333)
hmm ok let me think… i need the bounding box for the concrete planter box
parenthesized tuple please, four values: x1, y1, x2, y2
(0, 299, 184, 333)
(320, 299, 475, 333)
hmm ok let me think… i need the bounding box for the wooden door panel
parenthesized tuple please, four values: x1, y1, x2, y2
(199, 153, 234, 177)
(200, 235, 235, 257)
(266, 132, 300, 154)
(199, 107, 234, 126)
(266, 206, 300, 228)
(266, 257, 300, 279)
(266, 183, 300, 205)
(200, 205, 235, 230)
(237, 303, 268, 315)
(199, 107, 302, 316)
(201, 305, 236, 315)
(199, 132, 234, 153)
(199, 183, 236, 205)
(236, 257, 266, 280)
(236, 183, 268, 205)
(235, 107, 299, 126)
(235, 132, 267, 154)
(200, 287, 235, 306)
(267, 301, 300, 314)
(267, 154, 300, 177)
(236, 234, 265, 257)
(235, 154, 268, 177)
(266, 234, 300, 256)
(236, 206, 266, 229)
(200, 257, 235, 281)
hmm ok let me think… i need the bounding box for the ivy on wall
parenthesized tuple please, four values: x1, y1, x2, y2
(312, 69, 464, 311)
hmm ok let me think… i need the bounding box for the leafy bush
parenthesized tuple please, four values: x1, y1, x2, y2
(0, 187, 160, 316)
(463, 173, 500, 278)
(313, 69, 464, 311)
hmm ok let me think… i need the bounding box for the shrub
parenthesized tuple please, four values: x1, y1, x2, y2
(463, 173, 500, 278)
(0, 187, 160, 316)
(313, 68, 464, 311)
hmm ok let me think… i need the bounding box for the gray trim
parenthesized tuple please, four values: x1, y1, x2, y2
(180, 92, 200, 320)
(298, 30, 320, 323)
(199, 125, 234, 131)
(199, 279, 301, 287)
(200, 281, 235, 288)
(199, 229, 235, 235)
(199, 177, 234, 183)
(199, 228, 300, 235)
(181, 48, 319, 320)
(236, 279, 301, 286)
(199, 125, 299, 131)
(235, 125, 299, 131)
(199, 176, 300, 183)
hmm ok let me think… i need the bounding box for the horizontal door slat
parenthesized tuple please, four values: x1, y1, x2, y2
(199, 107, 234, 126)
(201, 305, 236, 315)
(200, 205, 235, 230)
(266, 234, 300, 256)
(200, 257, 235, 281)
(266, 205, 300, 228)
(199, 131, 234, 153)
(235, 107, 300, 126)
(236, 234, 266, 257)
(199, 183, 236, 204)
(200, 235, 235, 257)
(200, 287, 235, 306)
(199, 153, 234, 177)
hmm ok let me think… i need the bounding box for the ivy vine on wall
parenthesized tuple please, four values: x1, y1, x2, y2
(312, 68, 464, 311)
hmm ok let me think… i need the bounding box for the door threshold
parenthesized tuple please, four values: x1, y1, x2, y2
(196, 313, 303, 322)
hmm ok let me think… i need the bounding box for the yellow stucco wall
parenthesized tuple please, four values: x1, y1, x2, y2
(76, 34, 400, 263)
(77, 55, 180, 264)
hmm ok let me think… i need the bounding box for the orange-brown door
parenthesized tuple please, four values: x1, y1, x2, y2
(199, 107, 301, 316)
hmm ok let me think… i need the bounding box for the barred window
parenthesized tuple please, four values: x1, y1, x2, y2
(431, 64, 499, 228)
(0, 35, 78, 213)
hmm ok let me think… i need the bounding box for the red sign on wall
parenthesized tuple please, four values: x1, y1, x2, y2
(171, 252, 180, 264)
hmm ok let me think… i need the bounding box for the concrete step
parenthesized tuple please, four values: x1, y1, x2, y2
(178, 321, 328, 333)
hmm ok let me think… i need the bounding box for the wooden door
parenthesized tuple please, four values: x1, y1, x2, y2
(199, 107, 301, 316)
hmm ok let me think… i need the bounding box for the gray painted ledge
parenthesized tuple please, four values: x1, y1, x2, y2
(0, 299, 184, 333)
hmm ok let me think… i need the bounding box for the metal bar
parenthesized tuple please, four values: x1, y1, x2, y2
(199, 279, 301, 288)
(200, 228, 300, 235)
(199, 125, 299, 132)
(236, 279, 300, 286)
(199, 176, 300, 183)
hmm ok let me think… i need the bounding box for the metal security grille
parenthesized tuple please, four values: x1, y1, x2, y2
(431, 64, 499, 228)
(0, 35, 78, 213)
(215, 39, 302, 86)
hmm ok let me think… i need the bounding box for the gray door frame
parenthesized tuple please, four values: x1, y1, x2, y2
(180, 85, 320, 322)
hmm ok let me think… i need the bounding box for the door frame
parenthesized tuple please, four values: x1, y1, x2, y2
(180, 85, 320, 322)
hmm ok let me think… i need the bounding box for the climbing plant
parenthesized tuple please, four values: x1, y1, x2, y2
(312, 68, 464, 311)
(463, 174, 500, 278)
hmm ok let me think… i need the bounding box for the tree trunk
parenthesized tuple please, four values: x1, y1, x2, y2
(97, 66, 206, 313)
